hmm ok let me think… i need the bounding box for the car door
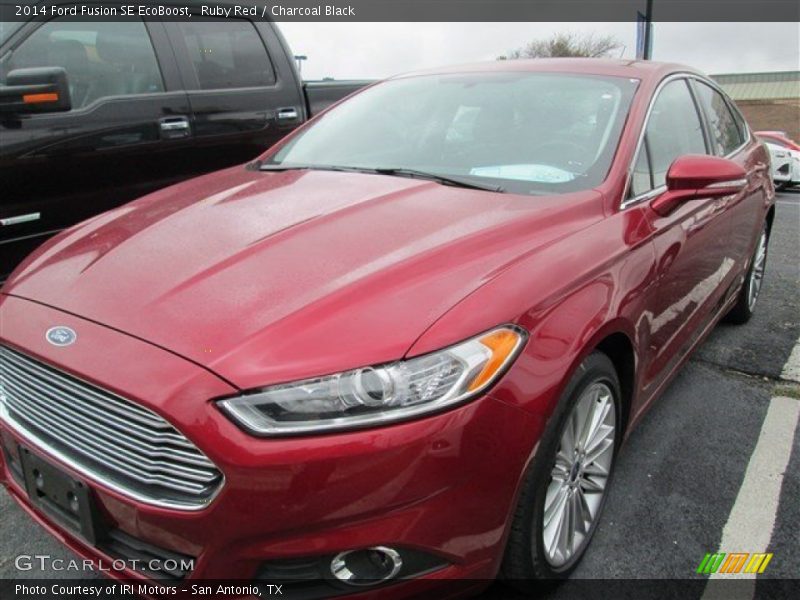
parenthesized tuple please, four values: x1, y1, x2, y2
(627, 77, 734, 396)
(163, 18, 304, 174)
(691, 79, 770, 282)
(0, 17, 193, 282)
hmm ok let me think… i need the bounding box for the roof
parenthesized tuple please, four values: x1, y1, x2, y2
(392, 58, 699, 82)
(710, 71, 800, 101)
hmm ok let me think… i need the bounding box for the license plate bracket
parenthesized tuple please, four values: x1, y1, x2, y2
(19, 445, 102, 545)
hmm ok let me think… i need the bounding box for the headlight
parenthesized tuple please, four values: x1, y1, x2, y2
(218, 325, 527, 436)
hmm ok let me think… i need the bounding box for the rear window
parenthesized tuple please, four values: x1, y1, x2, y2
(176, 20, 275, 90)
(729, 102, 749, 141)
(694, 82, 745, 156)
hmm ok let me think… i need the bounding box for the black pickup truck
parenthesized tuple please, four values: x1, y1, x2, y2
(0, 13, 368, 281)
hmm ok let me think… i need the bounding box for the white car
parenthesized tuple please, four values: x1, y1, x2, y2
(758, 135, 800, 190)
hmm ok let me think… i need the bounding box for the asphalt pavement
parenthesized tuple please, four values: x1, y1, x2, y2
(1, 192, 798, 599)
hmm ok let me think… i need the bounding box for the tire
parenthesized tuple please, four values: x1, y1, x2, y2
(500, 352, 621, 589)
(725, 223, 769, 324)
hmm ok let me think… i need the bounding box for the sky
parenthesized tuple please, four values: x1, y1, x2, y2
(278, 22, 800, 80)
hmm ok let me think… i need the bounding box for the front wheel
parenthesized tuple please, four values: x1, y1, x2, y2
(501, 352, 621, 587)
(726, 223, 769, 324)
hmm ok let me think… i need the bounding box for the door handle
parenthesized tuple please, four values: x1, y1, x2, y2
(159, 116, 191, 139)
(276, 107, 299, 121)
(1, 212, 41, 226)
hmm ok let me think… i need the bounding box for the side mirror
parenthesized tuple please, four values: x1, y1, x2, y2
(0, 67, 71, 115)
(650, 154, 747, 216)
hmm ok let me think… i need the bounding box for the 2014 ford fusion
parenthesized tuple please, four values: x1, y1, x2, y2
(0, 59, 774, 597)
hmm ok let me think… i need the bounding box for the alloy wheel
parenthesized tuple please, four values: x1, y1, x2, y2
(542, 382, 616, 567)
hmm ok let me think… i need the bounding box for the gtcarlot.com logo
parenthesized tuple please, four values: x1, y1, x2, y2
(15, 554, 195, 573)
(697, 552, 773, 574)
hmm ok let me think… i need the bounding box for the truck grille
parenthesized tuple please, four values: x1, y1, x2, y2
(0, 345, 222, 510)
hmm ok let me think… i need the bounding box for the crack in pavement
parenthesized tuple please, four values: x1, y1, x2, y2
(692, 356, 800, 387)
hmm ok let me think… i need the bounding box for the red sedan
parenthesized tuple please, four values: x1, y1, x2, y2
(0, 59, 774, 597)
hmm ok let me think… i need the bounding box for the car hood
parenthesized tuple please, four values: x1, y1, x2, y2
(5, 166, 602, 390)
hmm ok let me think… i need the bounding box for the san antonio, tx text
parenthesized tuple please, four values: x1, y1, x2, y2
(15, 584, 283, 597)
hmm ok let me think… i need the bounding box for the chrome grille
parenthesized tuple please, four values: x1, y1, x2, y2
(0, 345, 222, 510)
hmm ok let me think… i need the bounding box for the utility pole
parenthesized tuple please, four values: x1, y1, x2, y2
(643, 0, 653, 59)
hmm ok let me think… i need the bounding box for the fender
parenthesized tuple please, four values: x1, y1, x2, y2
(408, 204, 658, 426)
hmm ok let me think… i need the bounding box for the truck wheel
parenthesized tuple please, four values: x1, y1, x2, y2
(501, 352, 621, 588)
(726, 223, 769, 324)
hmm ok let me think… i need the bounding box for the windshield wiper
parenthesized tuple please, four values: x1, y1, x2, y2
(370, 168, 504, 193)
(258, 164, 360, 173)
(258, 163, 504, 192)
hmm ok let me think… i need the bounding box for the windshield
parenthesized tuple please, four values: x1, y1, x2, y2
(266, 71, 639, 195)
(0, 22, 23, 45)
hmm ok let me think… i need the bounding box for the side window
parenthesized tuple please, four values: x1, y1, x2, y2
(176, 20, 275, 90)
(5, 20, 164, 109)
(629, 79, 707, 197)
(694, 82, 744, 156)
(730, 102, 749, 143)
(630, 141, 653, 197)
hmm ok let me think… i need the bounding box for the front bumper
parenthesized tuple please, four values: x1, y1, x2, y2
(0, 295, 543, 597)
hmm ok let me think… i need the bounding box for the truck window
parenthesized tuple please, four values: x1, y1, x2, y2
(175, 20, 276, 90)
(3, 20, 164, 109)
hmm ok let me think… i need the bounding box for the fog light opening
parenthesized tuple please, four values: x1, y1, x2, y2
(330, 546, 403, 586)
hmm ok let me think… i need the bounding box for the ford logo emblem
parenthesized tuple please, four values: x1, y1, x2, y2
(46, 326, 77, 347)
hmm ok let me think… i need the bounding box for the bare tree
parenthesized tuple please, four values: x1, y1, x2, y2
(499, 32, 622, 60)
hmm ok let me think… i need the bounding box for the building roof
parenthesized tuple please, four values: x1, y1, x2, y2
(711, 71, 800, 101)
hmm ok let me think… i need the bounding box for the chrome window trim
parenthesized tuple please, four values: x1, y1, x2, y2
(0, 213, 41, 227)
(0, 347, 225, 512)
(620, 72, 751, 211)
(704, 178, 748, 190)
(620, 184, 666, 210)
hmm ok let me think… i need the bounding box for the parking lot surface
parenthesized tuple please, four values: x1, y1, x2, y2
(1, 192, 799, 598)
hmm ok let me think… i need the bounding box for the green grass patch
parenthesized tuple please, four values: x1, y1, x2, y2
(774, 383, 800, 400)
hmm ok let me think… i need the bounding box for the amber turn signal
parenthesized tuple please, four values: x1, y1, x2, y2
(23, 93, 59, 104)
(468, 328, 525, 391)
